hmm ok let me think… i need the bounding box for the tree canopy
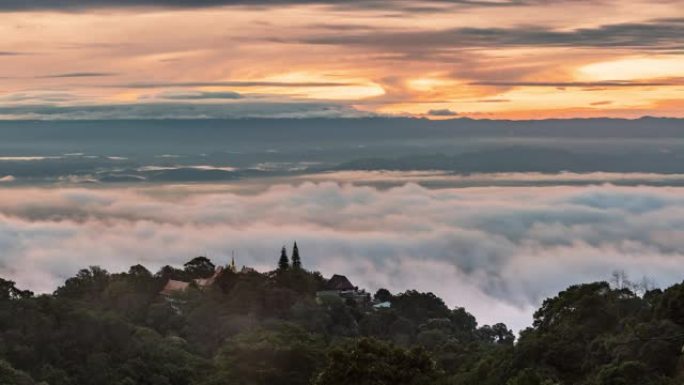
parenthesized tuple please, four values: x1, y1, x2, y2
(0, 255, 683, 385)
(278, 247, 290, 271)
(292, 242, 302, 270)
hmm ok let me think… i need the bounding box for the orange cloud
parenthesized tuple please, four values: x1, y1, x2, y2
(0, 1, 681, 119)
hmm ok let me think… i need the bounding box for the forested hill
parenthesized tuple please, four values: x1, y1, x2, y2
(1, 253, 684, 385)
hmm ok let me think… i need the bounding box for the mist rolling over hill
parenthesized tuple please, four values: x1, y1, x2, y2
(2, 118, 684, 332)
(2, 0, 684, 382)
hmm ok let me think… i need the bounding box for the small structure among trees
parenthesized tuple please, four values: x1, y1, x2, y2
(317, 274, 370, 305)
(159, 255, 233, 296)
(160, 279, 190, 296)
(160, 265, 223, 296)
(326, 275, 355, 291)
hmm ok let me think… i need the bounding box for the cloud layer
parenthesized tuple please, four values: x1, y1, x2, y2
(1, 1, 682, 119)
(1, 180, 684, 331)
(302, 18, 684, 51)
(0, 0, 557, 11)
(0, 102, 370, 120)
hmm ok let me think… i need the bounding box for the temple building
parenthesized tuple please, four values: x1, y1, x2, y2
(317, 274, 370, 305)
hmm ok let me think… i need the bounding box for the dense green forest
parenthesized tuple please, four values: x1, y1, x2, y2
(1, 247, 683, 385)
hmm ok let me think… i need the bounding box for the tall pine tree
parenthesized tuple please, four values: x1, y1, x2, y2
(292, 242, 302, 269)
(278, 246, 290, 271)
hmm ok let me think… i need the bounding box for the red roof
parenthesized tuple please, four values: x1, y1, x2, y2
(160, 279, 190, 296)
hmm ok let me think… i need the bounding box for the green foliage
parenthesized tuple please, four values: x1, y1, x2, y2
(514, 281, 684, 385)
(391, 290, 451, 323)
(478, 323, 515, 346)
(292, 242, 302, 270)
(656, 282, 684, 326)
(1, 257, 683, 385)
(0, 359, 36, 385)
(506, 368, 557, 385)
(183, 257, 216, 279)
(374, 288, 392, 302)
(0, 278, 33, 301)
(55, 266, 110, 299)
(204, 323, 325, 385)
(275, 269, 326, 295)
(314, 338, 443, 385)
(593, 361, 662, 385)
(278, 247, 290, 271)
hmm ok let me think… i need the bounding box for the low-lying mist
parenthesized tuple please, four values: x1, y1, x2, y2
(2, 178, 684, 331)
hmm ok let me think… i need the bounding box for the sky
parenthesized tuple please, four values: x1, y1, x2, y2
(0, 0, 683, 119)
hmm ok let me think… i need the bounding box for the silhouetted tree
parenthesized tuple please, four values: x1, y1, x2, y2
(55, 266, 109, 299)
(478, 323, 515, 345)
(292, 242, 302, 269)
(184, 256, 215, 278)
(0, 278, 33, 301)
(155, 264, 184, 281)
(2, 258, 684, 385)
(374, 288, 392, 303)
(278, 247, 290, 271)
(128, 264, 152, 278)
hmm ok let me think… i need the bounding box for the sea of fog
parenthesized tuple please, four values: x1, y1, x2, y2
(2, 118, 684, 331)
(2, 175, 684, 332)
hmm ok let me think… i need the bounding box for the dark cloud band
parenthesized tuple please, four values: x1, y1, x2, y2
(472, 79, 684, 88)
(0, 101, 370, 119)
(0, 0, 551, 11)
(39, 72, 119, 78)
(302, 18, 684, 51)
(108, 81, 358, 89)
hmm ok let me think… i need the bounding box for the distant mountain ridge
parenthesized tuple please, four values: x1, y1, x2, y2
(0, 117, 682, 144)
(335, 146, 684, 174)
(1, 117, 682, 184)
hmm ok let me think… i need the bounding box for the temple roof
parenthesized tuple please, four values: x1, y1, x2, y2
(326, 274, 355, 291)
(160, 279, 190, 296)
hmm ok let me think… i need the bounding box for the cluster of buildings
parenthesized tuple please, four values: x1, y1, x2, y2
(160, 257, 238, 296)
(315, 274, 391, 310)
(315, 274, 370, 305)
(159, 255, 391, 310)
